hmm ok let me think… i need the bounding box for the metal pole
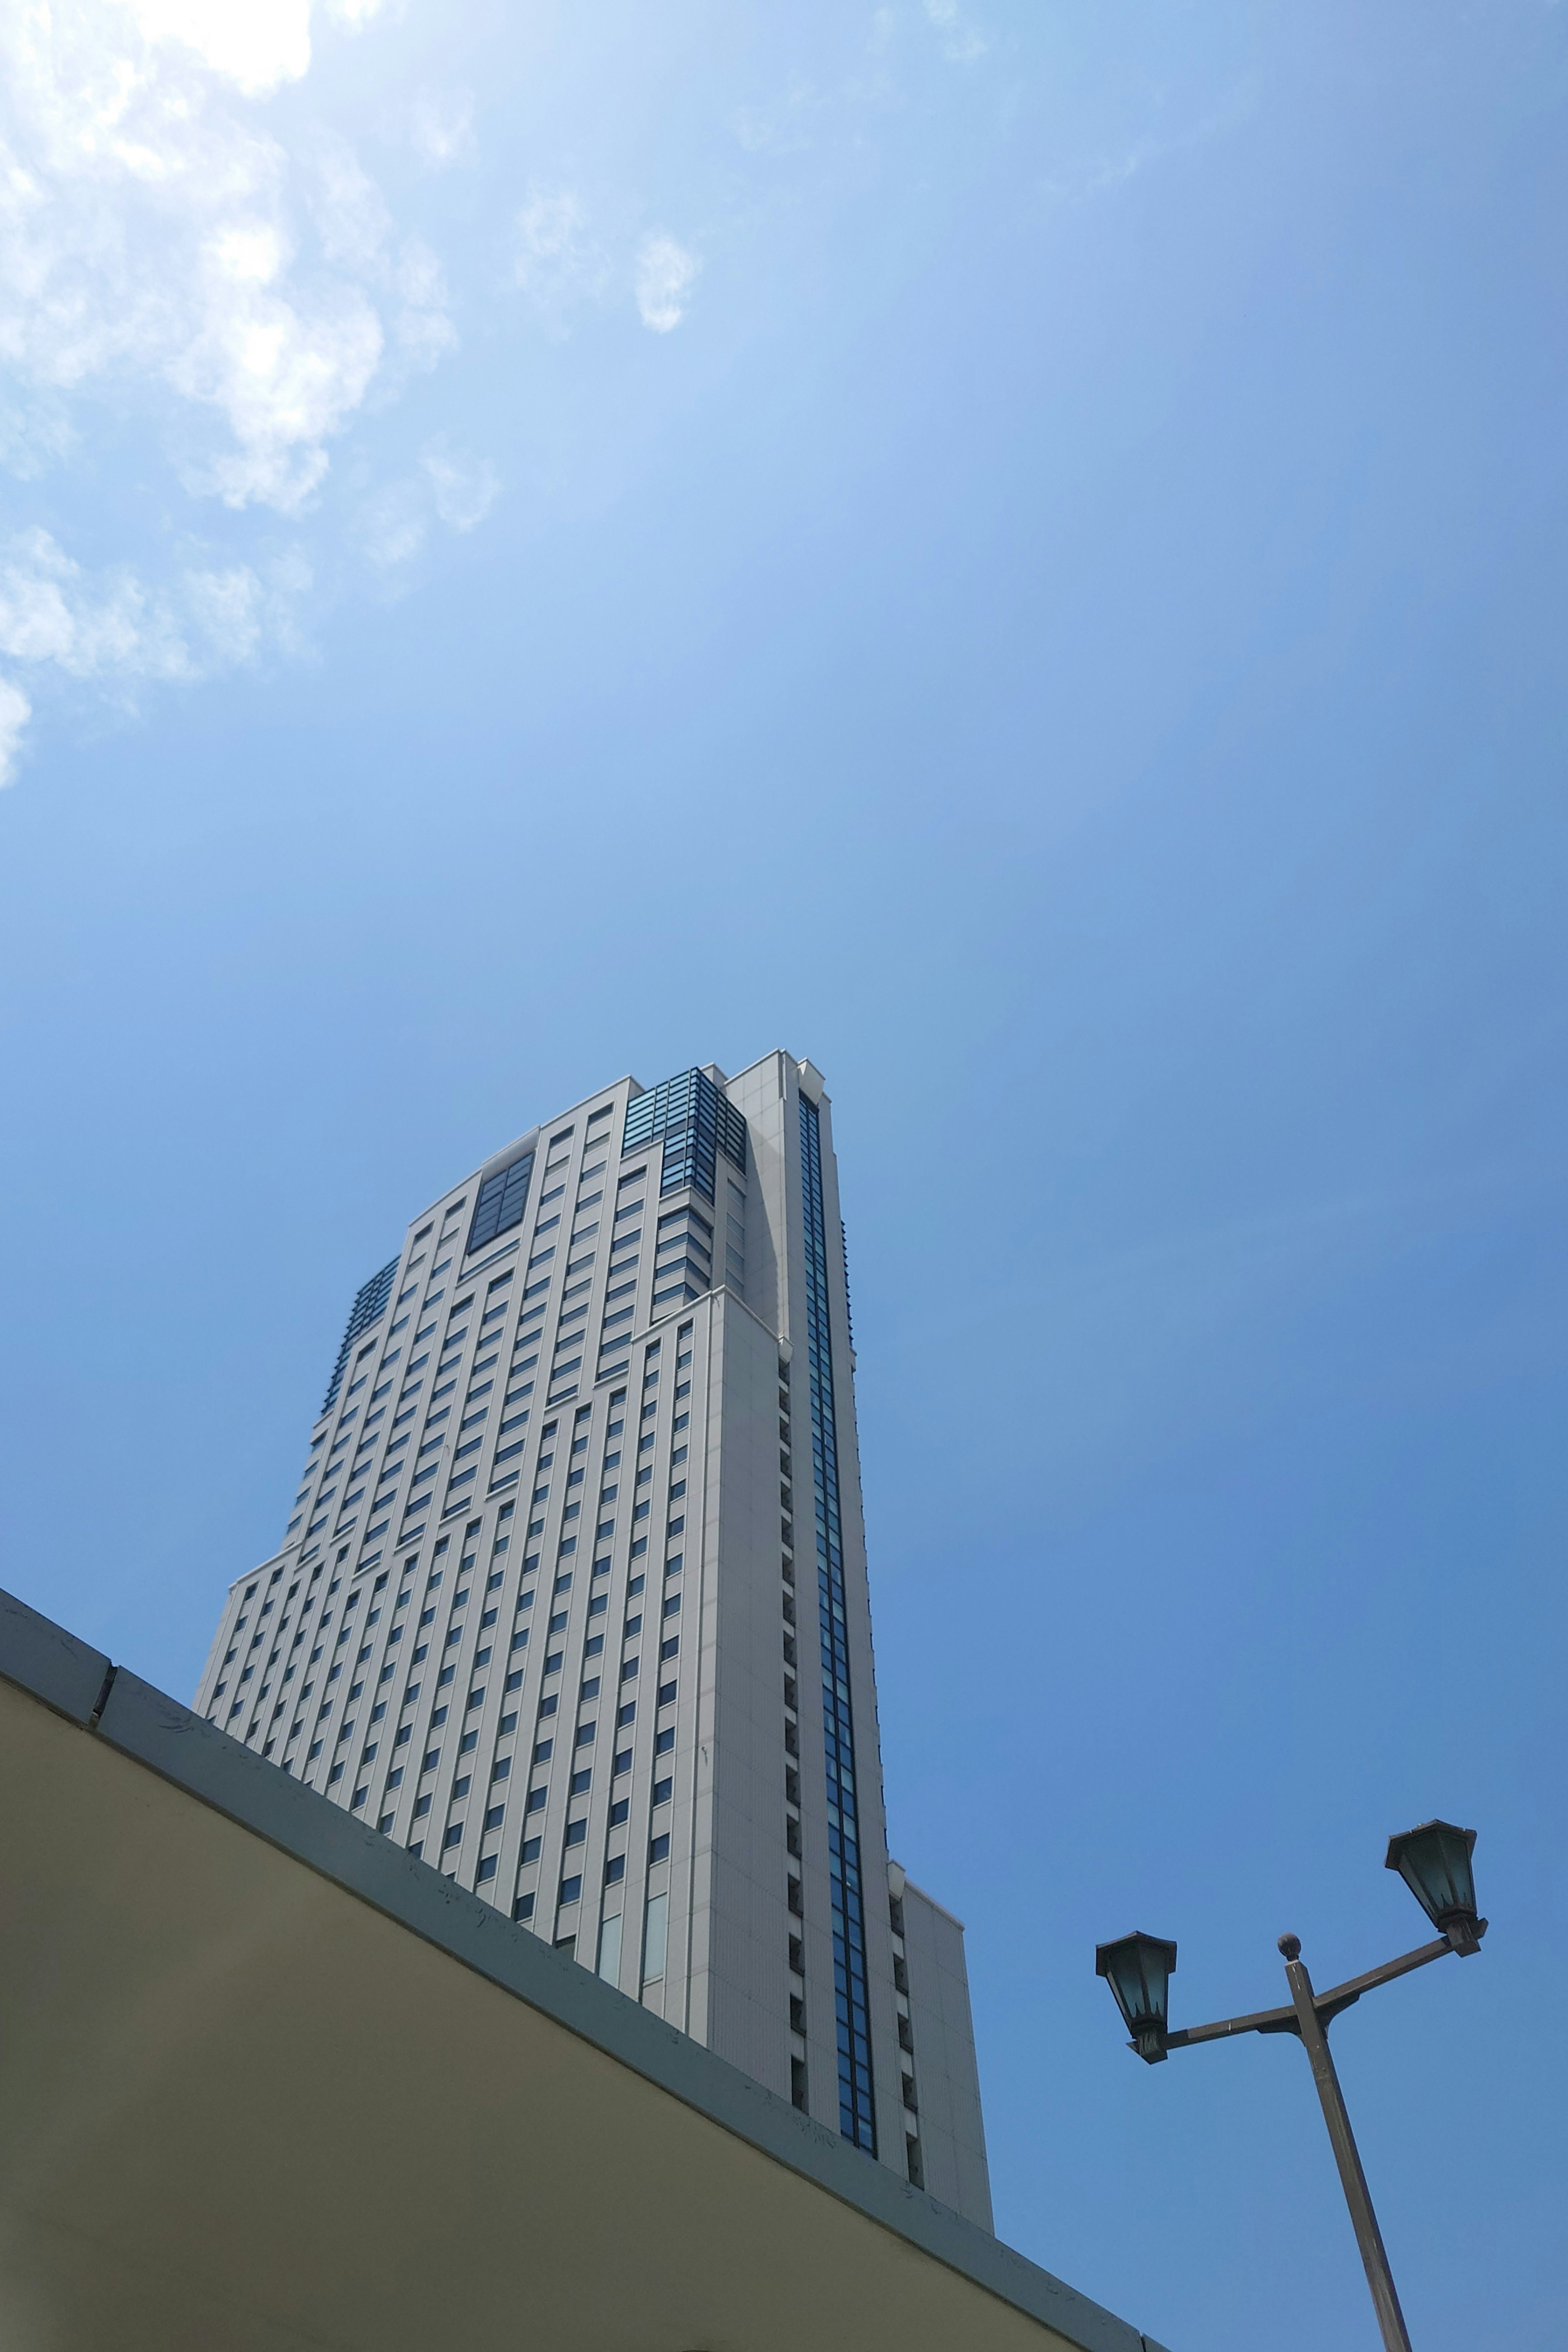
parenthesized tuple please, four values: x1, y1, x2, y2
(1278, 1934, 1413, 2352)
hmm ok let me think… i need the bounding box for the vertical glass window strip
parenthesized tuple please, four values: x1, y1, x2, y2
(799, 1096, 876, 2156)
(323, 1258, 399, 1412)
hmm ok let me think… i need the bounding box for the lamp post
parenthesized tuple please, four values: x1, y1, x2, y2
(1096, 1821, 1484, 2352)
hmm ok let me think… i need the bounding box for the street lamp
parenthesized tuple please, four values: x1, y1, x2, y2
(1094, 1932, 1178, 2064)
(1385, 1819, 1481, 1956)
(1096, 1821, 1485, 2352)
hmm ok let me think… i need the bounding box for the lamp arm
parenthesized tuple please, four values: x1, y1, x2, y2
(1163, 1924, 1480, 2053)
(1308, 1927, 1478, 2016)
(1166, 2000, 1296, 2049)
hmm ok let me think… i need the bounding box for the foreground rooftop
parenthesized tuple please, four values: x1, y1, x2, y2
(0, 1585, 1168, 2352)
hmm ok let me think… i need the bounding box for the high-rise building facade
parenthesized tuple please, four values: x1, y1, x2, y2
(195, 1053, 991, 2226)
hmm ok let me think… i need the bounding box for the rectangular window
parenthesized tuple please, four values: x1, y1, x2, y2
(641, 1889, 668, 1986)
(468, 1150, 536, 1254)
(597, 1909, 623, 1983)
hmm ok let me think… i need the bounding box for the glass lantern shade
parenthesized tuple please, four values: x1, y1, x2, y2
(1385, 1820, 1480, 1952)
(1096, 1932, 1178, 2063)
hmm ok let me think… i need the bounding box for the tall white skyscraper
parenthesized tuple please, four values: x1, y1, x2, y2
(196, 1053, 991, 2225)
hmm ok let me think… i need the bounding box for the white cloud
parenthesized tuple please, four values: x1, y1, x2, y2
(0, 0, 428, 514)
(0, 1, 495, 780)
(0, 524, 312, 678)
(923, 0, 989, 65)
(423, 443, 499, 532)
(514, 187, 608, 334)
(635, 234, 699, 334)
(410, 87, 474, 170)
(125, 0, 318, 97)
(0, 679, 32, 787)
(359, 445, 499, 571)
(392, 236, 457, 366)
(360, 479, 428, 571)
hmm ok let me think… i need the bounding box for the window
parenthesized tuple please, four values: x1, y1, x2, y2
(559, 1875, 583, 1906)
(565, 1818, 587, 1847)
(653, 1777, 673, 1806)
(484, 1804, 505, 1831)
(604, 1854, 626, 1884)
(514, 1893, 535, 1921)
(641, 1889, 669, 1984)
(468, 1150, 537, 1254)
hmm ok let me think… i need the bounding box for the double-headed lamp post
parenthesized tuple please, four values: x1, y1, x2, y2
(1096, 1821, 1484, 2352)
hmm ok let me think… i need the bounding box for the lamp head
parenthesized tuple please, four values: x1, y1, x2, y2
(1095, 1931, 1178, 2063)
(1385, 1820, 1482, 1955)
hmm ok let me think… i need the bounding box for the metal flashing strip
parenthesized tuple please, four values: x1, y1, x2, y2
(0, 1587, 113, 1727)
(0, 1584, 1170, 2352)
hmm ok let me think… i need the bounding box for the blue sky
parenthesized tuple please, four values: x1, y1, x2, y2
(1, 2, 1565, 2345)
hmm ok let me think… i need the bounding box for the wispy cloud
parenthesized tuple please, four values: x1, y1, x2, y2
(924, 0, 989, 66)
(513, 187, 607, 335)
(0, 526, 310, 782)
(423, 443, 499, 532)
(513, 192, 697, 338)
(0, 0, 412, 514)
(410, 87, 475, 170)
(635, 234, 700, 334)
(359, 443, 500, 573)
(0, 681, 31, 788)
(0, 0, 497, 781)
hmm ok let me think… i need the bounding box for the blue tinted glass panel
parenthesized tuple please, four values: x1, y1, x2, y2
(468, 1149, 536, 1254)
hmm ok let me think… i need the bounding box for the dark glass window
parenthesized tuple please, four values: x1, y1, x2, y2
(468, 1149, 537, 1255)
(323, 1258, 399, 1412)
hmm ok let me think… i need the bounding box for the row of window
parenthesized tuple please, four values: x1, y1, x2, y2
(294, 1149, 692, 1549)
(212, 1106, 737, 2013)
(218, 1323, 702, 1984)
